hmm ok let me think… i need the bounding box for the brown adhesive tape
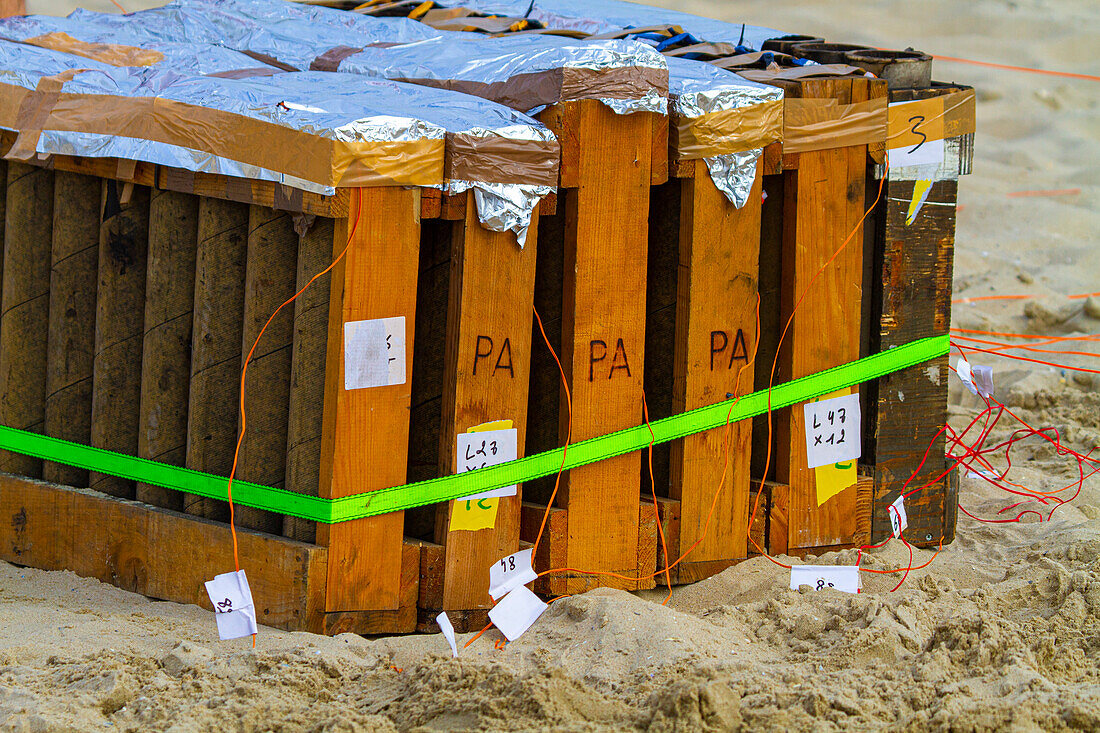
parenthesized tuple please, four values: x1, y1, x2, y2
(0, 80, 445, 188)
(886, 90, 976, 148)
(782, 96, 887, 153)
(23, 32, 165, 67)
(675, 98, 784, 159)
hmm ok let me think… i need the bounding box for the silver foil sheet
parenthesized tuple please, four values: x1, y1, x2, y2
(428, 0, 786, 51)
(171, 0, 668, 116)
(665, 58, 781, 205)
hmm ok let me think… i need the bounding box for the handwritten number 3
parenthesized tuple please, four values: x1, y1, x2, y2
(907, 115, 927, 154)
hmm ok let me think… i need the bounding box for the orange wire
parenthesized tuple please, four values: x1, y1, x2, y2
(951, 327, 1100, 342)
(223, 189, 363, 642)
(530, 306, 571, 557)
(953, 291, 1100, 304)
(952, 334, 1100, 358)
(933, 54, 1100, 83)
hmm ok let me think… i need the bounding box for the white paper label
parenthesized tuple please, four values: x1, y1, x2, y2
(889, 136, 944, 168)
(956, 358, 993, 398)
(457, 428, 518, 501)
(488, 548, 538, 601)
(204, 569, 258, 640)
(789, 565, 862, 594)
(436, 611, 458, 658)
(803, 393, 861, 469)
(344, 316, 405, 390)
(488, 585, 546, 641)
(890, 495, 908, 538)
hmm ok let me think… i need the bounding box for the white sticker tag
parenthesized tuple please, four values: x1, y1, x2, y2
(889, 136, 944, 168)
(803, 393, 861, 469)
(436, 611, 458, 658)
(344, 316, 405, 390)
(456, 428, 518, 501)
(966, 468, 997, 480)
(890, 495, 908, 538)
(204, 569, 258, 640)
(488, 585, 546, 641)
(488, 548, 538, 601)
(971, 365, 994, 398)
(789, 565, 862, 594)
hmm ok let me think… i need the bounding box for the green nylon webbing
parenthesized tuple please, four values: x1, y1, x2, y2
(0, 334, 947, 523)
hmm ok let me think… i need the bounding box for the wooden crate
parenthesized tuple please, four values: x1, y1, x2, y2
(0, 79, 967, 633)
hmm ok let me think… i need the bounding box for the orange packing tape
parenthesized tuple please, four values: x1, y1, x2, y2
(782, 96, 887, 154)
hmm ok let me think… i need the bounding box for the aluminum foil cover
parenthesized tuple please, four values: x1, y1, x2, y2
(5, 10, 561, 243)
(429, 0, 786, 50)
(666, 57, 782, 207)
(171, 0, 668, 116)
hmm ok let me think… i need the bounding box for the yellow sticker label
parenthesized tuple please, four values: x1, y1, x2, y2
(811, 389, 858, 506)
(448, 419, 514, 533)
(449, 497, 500, 531)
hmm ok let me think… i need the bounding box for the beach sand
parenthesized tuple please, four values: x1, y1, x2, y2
(2, 1, 1098, 730)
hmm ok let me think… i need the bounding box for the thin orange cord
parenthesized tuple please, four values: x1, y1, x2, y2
(953, 290, 1100, 304)
(464, 621, 493, 648)
(530, 306, 572, 557)
(933, 54, 1100, 82)
(109, 0, 127, 12)
(951, 327, 1100, 342)
(642, 392, 672, 605)
(223, 190, 362, 643)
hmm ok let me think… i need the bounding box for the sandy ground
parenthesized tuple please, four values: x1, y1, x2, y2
(3, 1, 1100, 731)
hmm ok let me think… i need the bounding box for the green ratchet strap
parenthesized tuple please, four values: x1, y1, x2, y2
(0, 334, 947, 523)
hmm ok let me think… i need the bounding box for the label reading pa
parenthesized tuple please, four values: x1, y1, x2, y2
(344, 316, 405, 390)
(803, 392, 861, 469)
(204, 569, 258, 641)
(456, 428, 518, 501)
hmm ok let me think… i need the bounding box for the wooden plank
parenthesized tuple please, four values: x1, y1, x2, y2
(434, 197, 538, 611)
(234, 206, 297, 533)
(650, 112, 669, 185)
(89, 181, 150, 499)
(284, 217, 336, 544)
(0, 473, 324, 632)
(136, 189, 199, 510)
(520, 501, 566, 596)
(158, 168, 348, 219)
(773, 78, 874, 551)
(316, 187, 419, 612)
(322, 540, 420, 634)
(870, 92, 958, 546)
(555, 100, 651, 593)
(43, 171, 99, 488)
(184, 198, 248, 520)
(670, 157, 761, 567)
(0, 1, 26, 17)
(0, 164, 53, 479)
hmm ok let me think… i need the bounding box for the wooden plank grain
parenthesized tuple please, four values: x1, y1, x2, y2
(434, 196, 538, 611)
(671, 157, 762, 566)
(556, 100, 651, 593)
(316, 187, 419, 612)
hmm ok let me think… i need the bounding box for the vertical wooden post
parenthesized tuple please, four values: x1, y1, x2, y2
(434, 196, 538, 611)
(316, 187, 419, 612)
(0, 1, 24, 19)
(44, 171, 100, 488)
(89, 181, 149, 499)
(669, 158, 762, 580)
(546, 101, 653, 593)
(185, 198, 248, 520)
(137, 188, 199, 509)
(284, 216, 335, 544)
(234, 206, 297, 533)
(774, 79, 878, 551)
(0, 163, 52, 479)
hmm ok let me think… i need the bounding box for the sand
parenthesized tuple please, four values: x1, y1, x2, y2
(3, 1, 1099, 731)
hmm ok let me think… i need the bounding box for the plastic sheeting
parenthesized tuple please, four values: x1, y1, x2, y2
(0, 35, 558, 242)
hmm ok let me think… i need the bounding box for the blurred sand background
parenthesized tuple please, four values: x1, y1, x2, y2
(3, 1, 1099, 730)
